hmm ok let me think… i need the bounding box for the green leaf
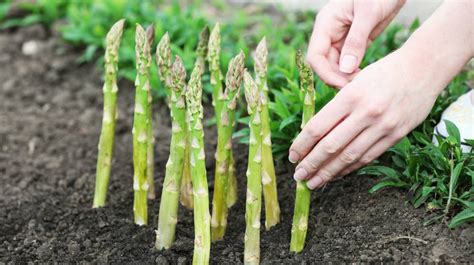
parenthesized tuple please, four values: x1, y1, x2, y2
(369, 180, 407, 193)
(444, 119, 461, 144)
(279, 115, 297, 131)
(448, 208, 474, 228)
(359, 165, 402, 179)
(446, 162, 464, 212)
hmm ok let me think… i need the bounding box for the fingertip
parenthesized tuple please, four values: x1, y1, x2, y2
(288, 151, 300, 164)
(307, 176, 324, 190)
(339, 54, 358, 74)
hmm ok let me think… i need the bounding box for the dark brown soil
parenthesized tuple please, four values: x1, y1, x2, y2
(1, 25, 473, 264)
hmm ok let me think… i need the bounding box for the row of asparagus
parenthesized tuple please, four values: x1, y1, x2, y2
(92, 20, 316, 264)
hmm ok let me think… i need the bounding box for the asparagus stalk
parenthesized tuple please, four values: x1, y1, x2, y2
(226, 153, 238, 208)
(290, 50, 316, 252)
(211, 51, 245, 241)
(254, 37, 280, 229)
(93, 19, 125, 208)
(207, 24, 238, 209)
(186, 63, 211, 264)
(156, 56, 187, 250)
(132, 24, 153, 226)
(180, 26, 210, 210)
(156, 32, 172, 98)
(243, 71, 263, 265)
(145, 24, 156, 200)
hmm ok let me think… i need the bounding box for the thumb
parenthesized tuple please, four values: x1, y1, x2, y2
(339, 16, 377, 74)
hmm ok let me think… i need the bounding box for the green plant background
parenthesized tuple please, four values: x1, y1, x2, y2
(2, 0, 472, 227)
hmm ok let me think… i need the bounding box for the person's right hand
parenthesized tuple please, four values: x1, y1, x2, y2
(307, 0, 406, 88)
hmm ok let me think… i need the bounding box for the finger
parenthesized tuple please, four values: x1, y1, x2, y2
(305, 126, 385, 189)
(289, 93, 352, 164)
(293, 113, 368, 181)
(307, 12, 350, 88)
(327, 48, 361, 83)
(340, 133, 402, 176)
(369, 1, 406, 41)
(308, 54, 348, 88)
(339, 13, 379, 73)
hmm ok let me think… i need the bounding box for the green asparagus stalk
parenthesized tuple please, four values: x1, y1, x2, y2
(254, 37, 280, 229)
(132, 24, 153, 226)
(145, 24, 156, 200)
(243, 71, 263, 265)
(226, 152, 238, 208)
(207, 23, 238, 209)
(180, 26, 210, 210)
(186, 63, 211, 265)
(290, 50, 315, 252)
(93, 19, 125, 208)
(156, 56, 187, 250)
(156, 32, 172, 98)
(211, 51, 245, 242)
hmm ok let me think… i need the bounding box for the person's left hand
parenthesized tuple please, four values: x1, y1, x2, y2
(288, 47, 444, 189)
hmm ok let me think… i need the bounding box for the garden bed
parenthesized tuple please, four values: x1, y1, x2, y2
(0, 25, 472, 264)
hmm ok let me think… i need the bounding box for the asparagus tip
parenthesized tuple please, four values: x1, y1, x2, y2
(145, 23, 155, 46)
(254, 37, 268, 77)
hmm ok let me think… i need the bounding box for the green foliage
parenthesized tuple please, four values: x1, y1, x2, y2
(0, 0, 69, 29)
(360, 122, 473, 227)
(4, 0, 472, 228)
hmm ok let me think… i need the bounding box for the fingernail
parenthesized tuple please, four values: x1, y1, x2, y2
(339, 55, 357, 73)
(293, 168, 308, 181)
(288, 151, 299, 164)
(307, 176, 323, 190)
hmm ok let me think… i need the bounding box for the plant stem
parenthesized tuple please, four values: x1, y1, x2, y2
(132, 24, 153, 226)
(93, 19, 125, 208)
(156, 56, 187, 249)
(254, 37, 280, 229)
(207, 24, 238, 210)
(186, 63, 211, 265)
(210, 51, 245, 242)
(243, 71, 262, 265)
(145, 24, 156, 200)
(226, 153, 238, 208)
(290, 50, 315, 252)
(180, 26, 210, 210)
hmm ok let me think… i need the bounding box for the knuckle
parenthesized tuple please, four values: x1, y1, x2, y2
(381, 119, 398, 132)
(339, 149, 359, 164)
(305, 159, 320, 171)
(365, 103, 385, 119)
(345, 34, 366, 50)
(306, 126, 322, 140)
(359, 156, 373, 165)
(317, 169, 333, 182)
(321, 137, 340, 154)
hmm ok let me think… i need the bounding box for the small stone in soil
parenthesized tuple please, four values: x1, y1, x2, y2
(155, 255, 169, 265)
(68, 241, 80, 255)
(177, 256, 187, 265)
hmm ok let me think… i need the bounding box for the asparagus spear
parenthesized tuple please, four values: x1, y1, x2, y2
(254, 37, 280, 229)
(156, 56, 187, 250)
(180, 26, 210, 210)
(156, 32, 172, 99)
(211, 51, 245, 241)
(93, 19, 125, 208)
(243, 71, 262, 265)
(132, 24, 153, 226)
(186, 63, 211, 264)
(145, 24, 156, 200)
(290, 50, 315, 252)
(207, 23, 238, 209)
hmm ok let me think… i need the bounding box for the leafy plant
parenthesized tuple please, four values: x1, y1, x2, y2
(360, 122, 473, 228)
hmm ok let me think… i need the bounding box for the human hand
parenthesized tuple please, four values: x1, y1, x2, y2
(289, 47, 444, 189)
(307, 0, 405, 88)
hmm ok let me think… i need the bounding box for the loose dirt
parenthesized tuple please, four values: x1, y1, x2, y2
(1, 25, 472, 264)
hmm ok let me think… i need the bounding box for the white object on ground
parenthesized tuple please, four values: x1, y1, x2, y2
(433, 89, 474, 153)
